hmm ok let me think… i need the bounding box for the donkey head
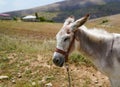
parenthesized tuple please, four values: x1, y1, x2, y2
(53, 14, 89, 67)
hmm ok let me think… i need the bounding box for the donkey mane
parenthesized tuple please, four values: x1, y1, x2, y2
(79, 26, 113, 42)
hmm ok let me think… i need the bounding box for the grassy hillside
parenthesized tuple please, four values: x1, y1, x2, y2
(53, 2, 120, 22)
(5, 1, 120, 22)
(0, 21, 62, 39)
(36, 12, 59, 20)
(88, 14, 120, 33)
(0, 14, 120, 87)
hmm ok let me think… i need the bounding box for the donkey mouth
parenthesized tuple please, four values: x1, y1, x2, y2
(53, 57, 65, 67)
(57, 62, 64, 67)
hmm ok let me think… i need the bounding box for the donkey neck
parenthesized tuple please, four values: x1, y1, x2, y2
(75, 26, 113, 61)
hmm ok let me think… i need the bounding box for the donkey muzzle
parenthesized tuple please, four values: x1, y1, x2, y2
(53, 52, 65, 67)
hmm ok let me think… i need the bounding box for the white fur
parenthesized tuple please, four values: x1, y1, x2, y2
(109, 58, 120, 87)
(63, 17, 75, 27)
(78, 26, 120, 87)
(79, 25, 112, 38)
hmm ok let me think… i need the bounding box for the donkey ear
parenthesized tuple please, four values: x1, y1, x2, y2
(70, 14, 89, 32)
(63, 16, 75, 27)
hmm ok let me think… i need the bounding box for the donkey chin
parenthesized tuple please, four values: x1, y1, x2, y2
(53, 53, 65, 67)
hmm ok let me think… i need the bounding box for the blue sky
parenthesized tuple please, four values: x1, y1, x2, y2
(0, 0, 64, 13)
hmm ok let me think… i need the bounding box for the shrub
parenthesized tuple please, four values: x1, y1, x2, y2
(101, 19, 109, 24)
(39, 17, 46, 22)
(70, 52, 93, 67)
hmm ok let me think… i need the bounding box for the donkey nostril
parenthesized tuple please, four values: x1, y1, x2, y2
(56, 58, 59, 63)
(53, 57, 64, 67)
(53, 57, 60, 64)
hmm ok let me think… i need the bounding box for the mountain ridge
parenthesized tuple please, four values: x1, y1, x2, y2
(4, 0, 120, 22)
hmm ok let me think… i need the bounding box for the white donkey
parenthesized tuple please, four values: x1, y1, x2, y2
(53, 14, 120, 87)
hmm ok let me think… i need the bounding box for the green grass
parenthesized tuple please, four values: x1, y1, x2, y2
(0, 32, 56, 86)
(36, 12, 60, 20)
(70, 52, 93, 67)
(0, 34, 54, 53)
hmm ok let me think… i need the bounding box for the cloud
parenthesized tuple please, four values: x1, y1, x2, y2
(12, 0, 42, 10)
(0, 0, 7, 6)
(0, 0, 8, 13)
(12, 0, 28, 10)
(0, 0, 64, 13)
(12, 0, 64, 9)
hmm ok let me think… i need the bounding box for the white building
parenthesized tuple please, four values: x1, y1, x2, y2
(0, 14, 12, 20)
(22, 15, 36, 22)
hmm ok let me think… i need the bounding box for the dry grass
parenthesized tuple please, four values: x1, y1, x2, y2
(88, 14, 120, 33)
(0, 14, 120, 87)
(0, 21, 62, 40)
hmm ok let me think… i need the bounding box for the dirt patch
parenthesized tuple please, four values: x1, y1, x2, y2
(28, 53, 110, 87)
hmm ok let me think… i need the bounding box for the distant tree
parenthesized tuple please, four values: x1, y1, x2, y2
(13, 16, 18, 21)
(101, 19, 109, 24)
(39, 16, 46, 22)
(35, 13, 54, 22)
(35, 12, 39, 19)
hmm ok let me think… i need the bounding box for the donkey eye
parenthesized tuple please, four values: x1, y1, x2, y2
(64, 37, 70, 42)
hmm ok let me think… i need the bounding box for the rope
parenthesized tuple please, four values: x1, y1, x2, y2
(65, 63, 71, 87)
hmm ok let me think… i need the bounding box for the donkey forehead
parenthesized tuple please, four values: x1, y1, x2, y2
(56, 30, 67, 40)
(56, 26, 71, 37)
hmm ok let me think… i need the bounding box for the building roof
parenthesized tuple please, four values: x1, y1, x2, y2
(22, 15, 36, 19)
(0, 14, 10, 17)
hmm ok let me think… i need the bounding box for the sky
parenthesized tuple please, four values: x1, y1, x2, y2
(0, 0, 64, 13)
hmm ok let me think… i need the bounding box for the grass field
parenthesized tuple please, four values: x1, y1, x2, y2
(0, 14, 120, 87)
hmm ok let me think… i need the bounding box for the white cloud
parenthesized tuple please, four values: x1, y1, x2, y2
(0, 0, 64, 13)
(0, 0, 8, 13)
(0, 0, 7, 6)
(12, 0, 41, 10)
(12, 0, 28, 10)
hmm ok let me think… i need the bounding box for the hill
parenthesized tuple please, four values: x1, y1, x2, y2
(87, 14, 120, 33)
(4, 0, 120, 22)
